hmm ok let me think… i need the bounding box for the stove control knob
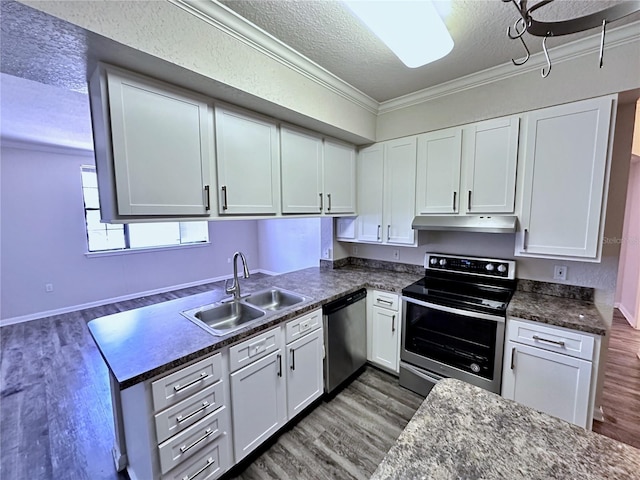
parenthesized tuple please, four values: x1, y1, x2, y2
(439, 259, 447, 267)
(485, 263, 495, 272)
(497, 264, 507, 273)
(430, 257, 438, 265)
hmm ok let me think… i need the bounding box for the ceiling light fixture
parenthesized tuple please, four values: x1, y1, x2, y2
(343, 0, 454, 68)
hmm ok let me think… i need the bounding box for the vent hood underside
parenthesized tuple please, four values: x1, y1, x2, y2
(411, 215, 517, 234)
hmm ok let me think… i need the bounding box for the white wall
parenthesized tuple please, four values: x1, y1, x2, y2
(0, 143, 261, 322)
(257, 217, 321, 275)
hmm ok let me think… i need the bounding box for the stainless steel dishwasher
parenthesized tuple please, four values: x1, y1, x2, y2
(322, 288, 367, 394)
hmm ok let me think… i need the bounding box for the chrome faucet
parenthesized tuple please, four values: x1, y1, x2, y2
(225, 251, 250, 300)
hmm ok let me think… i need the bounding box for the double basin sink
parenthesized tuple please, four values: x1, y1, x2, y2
(181, 287, 307, 336)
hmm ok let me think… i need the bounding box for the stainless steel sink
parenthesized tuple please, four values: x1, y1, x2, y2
(244, 287, 306, 311)
(182, 302, 265, 336)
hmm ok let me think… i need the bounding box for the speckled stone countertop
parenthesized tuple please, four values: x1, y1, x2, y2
(371, 378, 640, 480)
(507, 280, 607, 336)
(88, 266, 421, 389)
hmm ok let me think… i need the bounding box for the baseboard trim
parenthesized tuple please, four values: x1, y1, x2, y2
(0, 269, 270, 327)
(616, 302, 637, 328)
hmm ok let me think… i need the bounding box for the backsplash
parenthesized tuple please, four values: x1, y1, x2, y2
(320, 257, 424, 275)
(516, 279, 595, 302)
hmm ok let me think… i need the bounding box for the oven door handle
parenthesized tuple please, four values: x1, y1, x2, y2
(401, 296, 505, 323)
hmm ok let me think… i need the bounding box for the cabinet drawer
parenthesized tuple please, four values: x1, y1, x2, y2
(372, 291, 399, 311)
(155, 380, 225, 443)
(152, 354, 222, 412)
(158, 405, 229, 474)
(285, 309, 322, 344)
(507, 318, 595, 360)
(161, 432, 229, 480)
(229, 327, 282, 374)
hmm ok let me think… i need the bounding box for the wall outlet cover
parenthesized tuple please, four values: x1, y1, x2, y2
(553, 265, 567, 281)
(352, 245, 358, 255)
(392, 249, 400, 260)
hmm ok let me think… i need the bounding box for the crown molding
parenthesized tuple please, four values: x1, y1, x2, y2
(168, 0, 379, 114)
(379, 20, 640, 115)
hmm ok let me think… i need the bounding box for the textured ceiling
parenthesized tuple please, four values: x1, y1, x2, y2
(219, 0, 640, 101)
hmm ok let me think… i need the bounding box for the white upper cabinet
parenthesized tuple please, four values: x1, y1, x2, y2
(516, 96, 615, 261)
(356, 138, 417, 246)
(322, 139, 357, 215)
(280, 128, 356, 215)
(462, 116, 520, 214)
(280, 126, 323, 214)
(416, 127, 462, 214)
(89, 64, 214, 220)
(215, 106, 279, 215)
(356, 144, 384, 242)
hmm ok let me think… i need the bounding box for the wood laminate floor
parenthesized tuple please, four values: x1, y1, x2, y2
(0, 279, 422, 480)
(592, 309, 640, 448)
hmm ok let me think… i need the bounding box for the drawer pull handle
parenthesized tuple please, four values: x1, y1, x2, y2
(377, 298, 393, 305)
(221, 186, 228, 211)
(174, 372, 208, 392)
(523, 228, 528, 251)
(377, 225, 381, 241)
(319, 193, 323, 212)
(204, 185, 210, 211)
(532, 335, 565, 347)
(290, 349, 295, 371)
(176, 401, 210, 423)
(468, 190, 472, 211)
(452, 191, 457, 212)
(180, 428, 214, 454)
(277, 354, 282, 377)
(391, 314, 396, 333)
(510, 347, 516, 370)
(182, 457, 215, 480)
(387, 225, 391, 241)
(327, 193, 332, 212)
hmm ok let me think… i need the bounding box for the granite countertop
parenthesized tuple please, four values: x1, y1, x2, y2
(88, 265, 422, 389)
(371, 378, 640, 480)
(508, 290, 607, 336)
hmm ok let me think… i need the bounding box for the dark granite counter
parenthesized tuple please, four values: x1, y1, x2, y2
(508, 290, 607, 336)
(371, 378, 640, 480)
(88, 265, 421, 389)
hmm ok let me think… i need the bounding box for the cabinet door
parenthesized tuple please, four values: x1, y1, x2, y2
(356, 145, 384, 243)
(416, 128, 462, 214)
(280, 126, 322, 214)
(502, 341, 591, 428)
(215, 107, 279, 215)
(517, 96, 614, 259)
(463, 116, 519, 214)
(323, 140, 356, 214)
(286, 328, 324, 420)
(106, 70, 212, 216)
(383, 137, 417, 245)
(230, 350, 286, 462)
(370, 306, 400, 373)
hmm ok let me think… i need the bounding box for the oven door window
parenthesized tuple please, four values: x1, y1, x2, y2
(405, 302, 498, 380)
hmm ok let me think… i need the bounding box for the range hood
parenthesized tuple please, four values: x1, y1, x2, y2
(411, 215, 517, 234)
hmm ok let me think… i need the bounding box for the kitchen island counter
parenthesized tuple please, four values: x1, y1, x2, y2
(88, 265, 421, 389)
(371, 378, 640, 480)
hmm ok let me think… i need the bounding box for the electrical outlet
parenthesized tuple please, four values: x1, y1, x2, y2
(392, 249, 400, 260)
(323, 248, 332, 259)
(352, 245, 358, 255)
(553, 265, 567, 281)
(227, 257, 231, 263)
(45, 283, 54, 292)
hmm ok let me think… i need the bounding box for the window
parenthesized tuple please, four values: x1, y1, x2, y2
(81, 166, 209, 253)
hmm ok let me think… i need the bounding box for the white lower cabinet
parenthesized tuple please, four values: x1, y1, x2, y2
(367, 291, 401, 374)
(502, 318, 600, 429)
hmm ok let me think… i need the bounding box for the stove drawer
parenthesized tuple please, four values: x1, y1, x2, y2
(507, 318, 595, 360)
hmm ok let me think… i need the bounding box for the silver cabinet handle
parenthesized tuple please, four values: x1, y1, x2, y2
(468, 190, 472, 211)
(290, 349, 295, 371)
(510, 347, 516, 369)
(327, 193, 332, 212)
(387, 225, 391, 241)
(176, 401, 210, 424)
(182, 457, 215, 480)
(277, 354, 282, 377)
(179, 428, 214, 453)
(376, 298, 393, 305)
(204, 185, 210, 211)
(391, 314, 396, 333)
(532, 335, 565, 347)
(523, 228, 528, 251)
(221, 186, 228, 211)
(174, 372, 208, 392)
(377, 225, 381, 241)
(452, 191, 457, 212)
(319, 193, 323, 212)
